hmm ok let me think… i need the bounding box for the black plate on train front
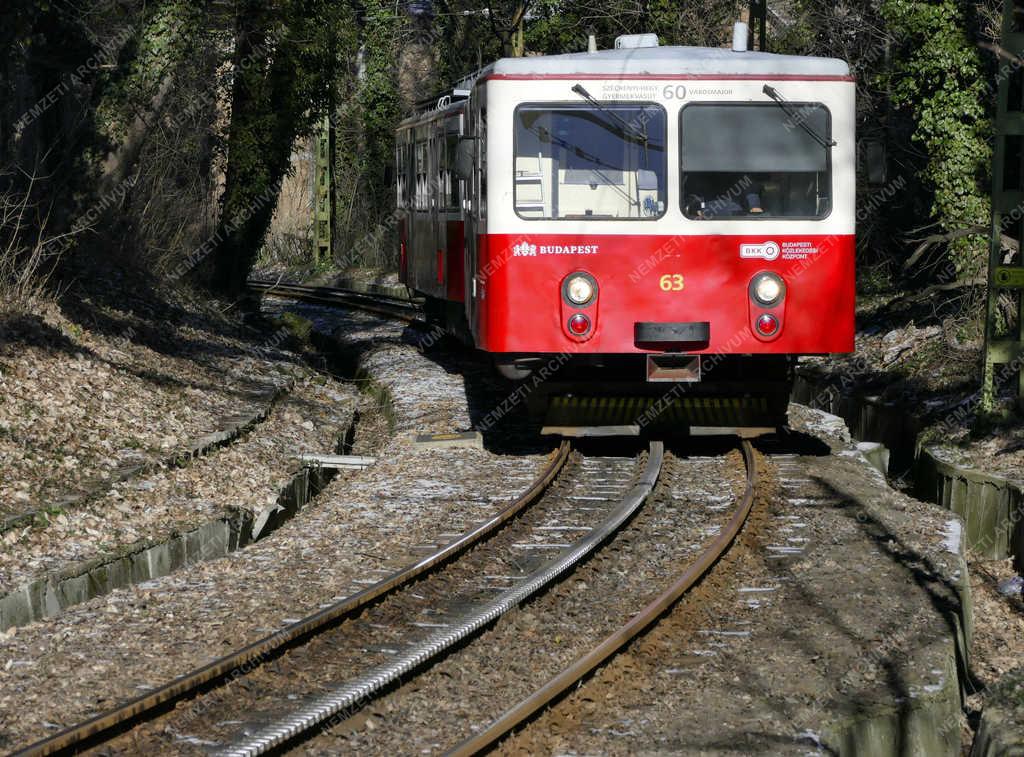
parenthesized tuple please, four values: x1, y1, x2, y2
(634, 321, 710, 349)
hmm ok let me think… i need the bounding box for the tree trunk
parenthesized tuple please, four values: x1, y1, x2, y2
(211, 3, 300, 296)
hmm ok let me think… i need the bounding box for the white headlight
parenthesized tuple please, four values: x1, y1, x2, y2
(566, 275, 595, 305)
(753, 274, 783, 305)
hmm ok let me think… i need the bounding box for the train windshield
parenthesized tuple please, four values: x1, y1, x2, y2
(513, 103, 667, 220)
(680, 103, 832, 220)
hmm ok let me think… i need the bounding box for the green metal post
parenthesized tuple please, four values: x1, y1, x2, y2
(983, 0, 1024, 411)
(313, 115, 332, 265)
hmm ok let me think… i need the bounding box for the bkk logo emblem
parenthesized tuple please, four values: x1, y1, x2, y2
(739, 241, 780, 261)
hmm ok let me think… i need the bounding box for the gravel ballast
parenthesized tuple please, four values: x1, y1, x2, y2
(497, 406, 973, 756)
(0, 300, 551, 751)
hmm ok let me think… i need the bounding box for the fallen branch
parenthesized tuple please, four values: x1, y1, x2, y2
(889, 277, 986, 307)
(902, 225, 987, 271)
(980, 40, 1024, 66)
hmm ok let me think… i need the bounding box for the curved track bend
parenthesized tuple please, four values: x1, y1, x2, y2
(13, 443, 570, 756)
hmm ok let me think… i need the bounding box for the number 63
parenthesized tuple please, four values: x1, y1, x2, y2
(659, 274, 685, 291)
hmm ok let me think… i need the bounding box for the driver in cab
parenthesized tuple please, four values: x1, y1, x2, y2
(685, 174, 765, 219)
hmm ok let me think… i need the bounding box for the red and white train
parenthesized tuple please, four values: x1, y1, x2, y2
(396, 26, 855, 435)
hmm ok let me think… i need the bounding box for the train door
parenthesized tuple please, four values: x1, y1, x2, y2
(462, 105, 477, 328)
(464, 84, 486, 340)
(431, 125, 445, 291)
(412, 129, 428, 293)
(396, 132, 411, 284)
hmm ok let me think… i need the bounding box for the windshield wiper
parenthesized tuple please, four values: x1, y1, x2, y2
(763, 84, 836, 149)
(571, 83, 649, 161)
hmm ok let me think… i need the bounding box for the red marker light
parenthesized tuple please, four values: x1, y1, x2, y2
(568, 314, 591, 335)
(756, 313, 779, 336)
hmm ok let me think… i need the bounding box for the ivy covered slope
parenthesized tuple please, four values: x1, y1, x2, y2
(0, 1, 1006, 305)
(878, 0, 992, 278)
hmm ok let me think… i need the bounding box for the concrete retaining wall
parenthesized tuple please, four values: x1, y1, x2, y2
(0, 512, 252, 631)
(971, 666, 1024, 757)
(0, 412, 359, 633)
(916, 449, 1024, 562)
(793, 368, 1024, 571)
(792, 372, 923, 476)
(826, 647, 964, 756)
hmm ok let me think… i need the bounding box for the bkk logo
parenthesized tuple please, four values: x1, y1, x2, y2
(739, 241, 780, 261)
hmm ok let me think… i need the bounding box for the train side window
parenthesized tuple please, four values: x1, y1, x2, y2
(436, 132, 460, 212)
(513, 102, 667, 220)
(430, 135, 439, 210)
(445, 133, 460, 210)
(406, 142, 411, 210)
(680, 102, 832, 220)
(395, 138, 408, 209)
(415, 140, 428, 211)
(479, 106, 487, 221)
(395, 144, 402, 209)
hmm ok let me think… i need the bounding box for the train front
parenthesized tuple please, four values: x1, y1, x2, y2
(471, 36, 855, 436)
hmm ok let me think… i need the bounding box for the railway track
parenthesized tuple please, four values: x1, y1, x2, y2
(14, 440, 758, 756)
(208, 446, 660, 756)
(246, 279, 419, 322)
(448, 439, 757, 756)
(301, 441, 759, 755)
(12, 443, 569, 756)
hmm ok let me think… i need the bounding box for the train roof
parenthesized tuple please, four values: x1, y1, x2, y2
(397, 41, 850, 128)
(483, 45, 850, 79)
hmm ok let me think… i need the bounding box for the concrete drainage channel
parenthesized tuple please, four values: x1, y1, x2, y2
(0, 384, 291, 536)
(0, 293, 404, 634)
(249, 415, 363, 541)
(0, 397, 380, 633)
(0, 511, 254, 631)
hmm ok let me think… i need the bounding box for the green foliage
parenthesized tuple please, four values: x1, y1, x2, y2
(524, 0, 738, 56)
(213, 0, 358, 291)
(328, 0, 402, 268)
(360, 0, 404, 218)
(273, 311, 314, 345)
(2, 3, 118, 201)
(430, 0, 506, 99)
(643, 0, 739, 47)
(98, 1, 208, 144)
(878, 0, 991, 277)
(2, 0, 999, 295)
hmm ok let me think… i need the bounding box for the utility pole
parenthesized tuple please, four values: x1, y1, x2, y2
(513, 15, 524, 56)
(511, 2, 527, 56)
(982, 0, 1024, 411)
(749, 0, 767, 52)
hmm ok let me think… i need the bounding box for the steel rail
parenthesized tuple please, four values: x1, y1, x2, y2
(13, 442, 570, 757)
(445, 439, 758, 757)
(218, 442, 663, 757)
(246, 279, 419, 322)
(248, 281, 416, 320)
(246, 278, 414, 306)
